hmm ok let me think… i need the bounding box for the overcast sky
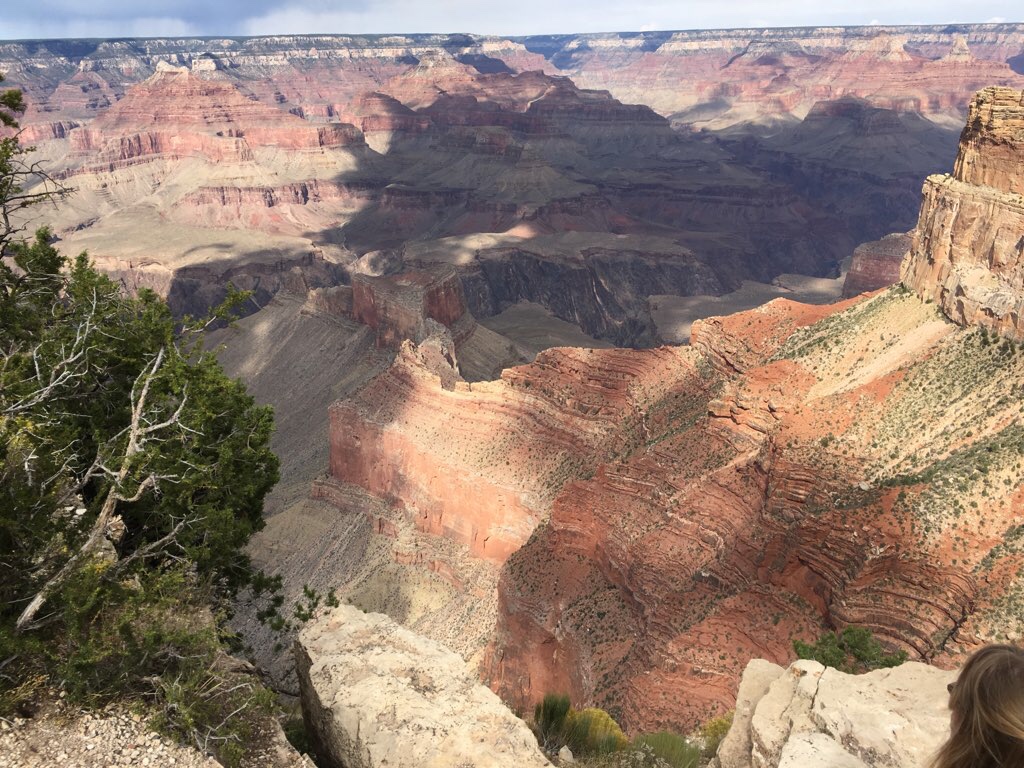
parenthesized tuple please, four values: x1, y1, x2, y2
(0, 0, 1020, 40)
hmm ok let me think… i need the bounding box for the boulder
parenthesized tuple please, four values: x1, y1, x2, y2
(296, 604, 552, 768)
(715, 659, 785, 768)
(717, 659, 954, 768)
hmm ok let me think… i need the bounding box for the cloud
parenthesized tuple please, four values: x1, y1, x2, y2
(0, 0, 1022, 39)
(2, 16, 199, 40)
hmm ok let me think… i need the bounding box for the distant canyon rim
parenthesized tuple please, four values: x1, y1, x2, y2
(4, 25, 1024, 736)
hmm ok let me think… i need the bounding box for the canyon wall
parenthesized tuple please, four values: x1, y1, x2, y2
(523, 25, 1024, 127)
(902, 87, 1024, 340)
(842, 232, 912, 298)
(4, 27, 1017, 338)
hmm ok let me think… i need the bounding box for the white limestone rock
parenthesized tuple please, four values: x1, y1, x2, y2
(714, 658, 785, 768)
(718, 659, 955, 768)
(296, 604, 552, 768)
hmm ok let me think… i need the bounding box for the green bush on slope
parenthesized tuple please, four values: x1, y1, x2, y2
(793, 626, 908, 674)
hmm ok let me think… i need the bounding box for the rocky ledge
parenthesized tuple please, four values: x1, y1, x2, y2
(902, 87, 1024, 340)
(714, 659, 954, 768)
(295, 604, 552, 768)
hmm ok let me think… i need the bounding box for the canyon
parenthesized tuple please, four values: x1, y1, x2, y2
(4, 23, 1024, 757)
(258, 86, 1024, 740)
(4, 26, 1021, 345)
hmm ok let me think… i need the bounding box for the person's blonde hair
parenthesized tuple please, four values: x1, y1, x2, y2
(931, 644, 1024, 768)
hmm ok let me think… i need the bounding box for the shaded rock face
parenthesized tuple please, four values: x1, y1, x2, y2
(351, 267, 469, 348)
(460, 247, 720, 346)
(902, 87, 1024, 339)
(842, 232, 912, 297)
(714, 659, 954, 768)
(295, 604, 552, 768)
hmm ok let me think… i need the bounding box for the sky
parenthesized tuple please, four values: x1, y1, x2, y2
(0, 0, 1019, 40)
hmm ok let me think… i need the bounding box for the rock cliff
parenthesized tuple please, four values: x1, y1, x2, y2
(524, 26, 1024, 128)
(296, 604, 551, 768)
(713, 658, 954, 768)
(842, 233, 912, 297)
(902, 87, 1024, 339)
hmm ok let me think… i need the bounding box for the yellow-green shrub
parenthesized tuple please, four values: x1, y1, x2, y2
(565, 706, 628, 756)
(700, 711, 734, 757)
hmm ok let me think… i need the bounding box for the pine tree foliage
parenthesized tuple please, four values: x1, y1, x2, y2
(0, 76, 280, 766)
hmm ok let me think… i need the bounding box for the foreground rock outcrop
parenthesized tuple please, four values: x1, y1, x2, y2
(295, 604, 551, 768)
(902, 87, 1024, 339)
(714, 659, 954, 768)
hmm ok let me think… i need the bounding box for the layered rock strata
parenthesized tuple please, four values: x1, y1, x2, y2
(526, 26, 1024, 128)
(902, 87, 1024, 339)
(327, 341, 697, 563)
(713, 658, 954, 768)
(842, 233, 912, 297)
(351, 267, 468, 348)
(296, 605, 551, 768)
(486, 278, 1024, 732)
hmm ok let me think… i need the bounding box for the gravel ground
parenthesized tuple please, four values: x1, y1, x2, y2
(0, 700, 220, 768)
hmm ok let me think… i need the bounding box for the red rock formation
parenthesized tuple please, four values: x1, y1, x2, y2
(67, 64, 365, 168)
(902, 87, 1024, 340)
(327, 343, 697, 562)
(842, 232, 912, 298)
(351, 267, 468, 348)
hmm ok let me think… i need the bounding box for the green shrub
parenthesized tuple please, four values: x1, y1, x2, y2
(793, 626, 908, 674)
(0, 201, 279, 765)
(26, 567, 276, 768)
(533, 693, 572, 750)
(631, 731, 700, 768)
(700, 711, 733, 757)
(565, 706, 628, 757)
(283, 716, 314, 756)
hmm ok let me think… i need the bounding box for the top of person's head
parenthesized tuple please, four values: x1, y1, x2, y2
(933, 643, 1024, 768)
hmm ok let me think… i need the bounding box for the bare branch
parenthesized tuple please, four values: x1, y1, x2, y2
(14, 346, 190, 631)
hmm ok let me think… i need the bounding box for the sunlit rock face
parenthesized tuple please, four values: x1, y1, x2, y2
(713, 658, 954, 768)
(902, 87, 1024, 340)
(296, 605, 552, 768)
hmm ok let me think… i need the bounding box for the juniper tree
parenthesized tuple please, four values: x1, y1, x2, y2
(0, 78, 280, 763)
